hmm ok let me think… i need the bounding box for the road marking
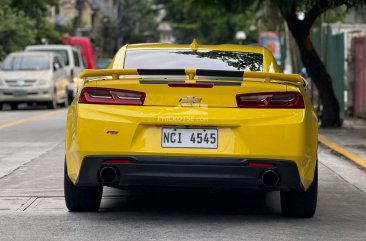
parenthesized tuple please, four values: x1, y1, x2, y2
(17, 197, 37, 211)
(318, 134, 366, 169)
(0, 109, 64, 130)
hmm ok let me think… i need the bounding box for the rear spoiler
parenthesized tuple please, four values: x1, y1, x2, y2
(80, 69, 306, 86)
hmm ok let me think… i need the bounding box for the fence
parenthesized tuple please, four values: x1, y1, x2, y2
(312, 26, 345, 118)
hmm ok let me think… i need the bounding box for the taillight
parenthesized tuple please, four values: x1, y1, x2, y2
(79, 87, 145, 105)
(236, 92, 304, 108)
(70, 68, 74, 83)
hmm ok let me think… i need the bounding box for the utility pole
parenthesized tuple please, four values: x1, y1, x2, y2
(75, 0, 85, 36)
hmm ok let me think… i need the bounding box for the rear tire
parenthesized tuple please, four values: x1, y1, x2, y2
(10, 103, 18, 110)
(280, 162, 318, 218)
(0, 103, 3, 110)
(47, 95, 58, 109)
(64, 161, 103, 211)
(60, 89, 69, 108)
(67, 90, 74, 105)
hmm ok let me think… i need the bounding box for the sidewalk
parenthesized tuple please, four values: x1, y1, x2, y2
(319, 117, 366, 169)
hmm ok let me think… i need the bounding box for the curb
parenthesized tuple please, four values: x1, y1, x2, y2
(318, 134, 366, 169)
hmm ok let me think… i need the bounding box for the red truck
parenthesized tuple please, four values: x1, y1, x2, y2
(61, 36, 95, 69)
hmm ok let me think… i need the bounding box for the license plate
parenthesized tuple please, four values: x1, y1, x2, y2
(13, 90, 27, 96)
(162, 128, 218, 149)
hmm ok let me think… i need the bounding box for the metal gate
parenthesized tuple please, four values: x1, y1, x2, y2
(312, 27, 345, 118)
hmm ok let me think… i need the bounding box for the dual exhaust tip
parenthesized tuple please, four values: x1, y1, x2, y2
(260, 170, 280, 188)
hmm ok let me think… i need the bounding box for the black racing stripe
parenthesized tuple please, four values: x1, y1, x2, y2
(196, 69, 244, 78)
(138, 69, 186, 75)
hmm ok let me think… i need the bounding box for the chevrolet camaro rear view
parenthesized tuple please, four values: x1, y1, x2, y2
(64, 41, 318, 217)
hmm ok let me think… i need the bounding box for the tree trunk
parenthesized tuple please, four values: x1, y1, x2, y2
(296, 36, 341, 127)
(279, 1, 342, 127)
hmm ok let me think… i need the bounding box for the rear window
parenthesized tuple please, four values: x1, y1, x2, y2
(2, 55, 50, 71)
(28, 49, 69, 66)
(124, 49, 263, 71)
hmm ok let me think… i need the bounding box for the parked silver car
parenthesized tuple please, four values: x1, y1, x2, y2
(0, 52, 69, 110)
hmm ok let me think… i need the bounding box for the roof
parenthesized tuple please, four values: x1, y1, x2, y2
(8, 51, 54, 57)
(25, 44, 79, 51)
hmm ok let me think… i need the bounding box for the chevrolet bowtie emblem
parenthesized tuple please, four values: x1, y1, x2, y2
(179, 96, 202, 105)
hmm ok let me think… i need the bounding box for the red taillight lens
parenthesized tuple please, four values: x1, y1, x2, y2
(79, 87, 145, 105)
(168, 82, 214, 88)
(70, 68, 74, 83)
(236, 92, 304, 108)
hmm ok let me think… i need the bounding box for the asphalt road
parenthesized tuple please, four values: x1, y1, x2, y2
(0, 107, 366, 241)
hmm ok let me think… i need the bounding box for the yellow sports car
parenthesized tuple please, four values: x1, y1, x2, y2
(64, 40, 318, 217)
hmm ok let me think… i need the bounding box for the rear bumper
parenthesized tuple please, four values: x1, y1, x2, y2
(0, 87, 52, 102)
(75, 155, 304, 192)
(66, 104, 318, 190)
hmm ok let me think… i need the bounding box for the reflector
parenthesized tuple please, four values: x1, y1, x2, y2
(104, 159, 130, 164)
(247, 162, 274, 167)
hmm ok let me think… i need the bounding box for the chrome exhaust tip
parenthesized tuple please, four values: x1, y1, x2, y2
(99, 166, 118, 183)
(260, 170, 280, 188)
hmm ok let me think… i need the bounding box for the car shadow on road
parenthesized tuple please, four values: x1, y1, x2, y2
(98, 187, 282, 218)
(1, 103, 70, 111)
(1, 103, 49, 111)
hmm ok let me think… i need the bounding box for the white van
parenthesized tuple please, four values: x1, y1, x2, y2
(25, 45, 85, 102)
(0, 52, 68, 110)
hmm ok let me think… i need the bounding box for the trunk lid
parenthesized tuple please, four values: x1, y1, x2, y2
(82, 69, 303, 108)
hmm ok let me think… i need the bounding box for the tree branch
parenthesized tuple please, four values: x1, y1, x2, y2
(304, 0, 352, 29)
(278, 1, 303, 39)
(286, 2, 299, 25)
